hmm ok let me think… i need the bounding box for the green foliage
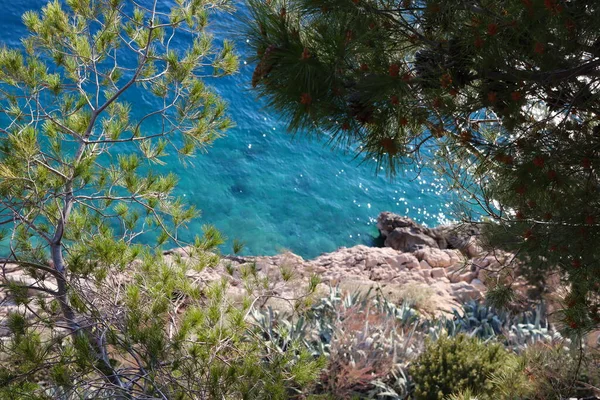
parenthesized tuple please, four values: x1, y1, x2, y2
(0, 0, 240, 274)
(409, 334, 509, 400)
(232, 238, 246, 254)
(509, 343, 600, 400)
(249, 290, 585, 400)
(486, 353, 535, 400)
(244, 0, 600, 330)
(0, 380, 47, 400)
(1, 250, 325, 399)
(251, 292, 571, 399)
(0, 0, 316, 398)
(445, 388, 480, 400)
(486, 342, 600, 400)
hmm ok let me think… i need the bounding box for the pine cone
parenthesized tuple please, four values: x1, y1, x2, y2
(252, 44, 279, 88)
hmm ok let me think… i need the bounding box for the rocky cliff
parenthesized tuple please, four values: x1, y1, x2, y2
(0, 212, 520, 337)
(160, 212, 505, 316)
(3, 211, 598, 347)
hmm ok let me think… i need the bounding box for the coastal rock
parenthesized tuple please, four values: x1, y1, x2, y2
(0, 242, 480, 339)
(470, 279, 487, 293)
(444, 249, 465, 266)
(377, 213, 440, 252)
(384, 227, 439, 252)
(0, 224, 502, 345)
(386, 253, 420, 271)
(431, 224, 481, 255)
(430, 268, 447, 279)
(377, 212, 480, 257)
(446, 263, 477, 283)
(211, 244, 477, 317)
(450, 281, 485, 301)
(376, 213, 424, 238)
(414, 247, 452, 268)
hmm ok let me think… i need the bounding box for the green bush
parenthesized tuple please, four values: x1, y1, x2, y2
(491, 342, 600, 400)
(409, 334, 509, 400)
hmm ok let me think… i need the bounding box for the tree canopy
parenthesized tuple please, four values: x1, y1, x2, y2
(0, 0, 321, 397)
(245, 0, 600, 331)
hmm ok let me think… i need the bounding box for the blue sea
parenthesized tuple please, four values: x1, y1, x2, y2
(0, 0, 459, 259)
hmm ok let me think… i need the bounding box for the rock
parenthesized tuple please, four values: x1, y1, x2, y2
(386, 253, 420, 270)
(426, 283, 462, 313)
(384, 227, 439, 252)
(414, 247, 453, 268)
(1, 220, 494, 340)
(587, 330, 600, 348)
(377, 212, 481, 258)
(376, 212, 423, 238)
(475, 252, 515, 284)
(444, 249, 464, 266)
(446, 264, 475, 283)
(472, 256, 493, 269)
(370, 267, 392, 281)
(451, 281, 484, 301)
(431, 268, 447, 279)
(365, 255, 380, 269)
(432, 224, 481, 253)
(449, 271, 475, 283)
(163, 246, 193, 257)
(463, 238, 483, 258)
(377, 213, 440, 252)
(461, 272, 477, 282)
(471, 279, 486, 292)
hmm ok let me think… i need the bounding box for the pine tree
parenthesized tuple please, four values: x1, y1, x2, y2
(0, 0, 322, 397)
(245, 0, 600, 331)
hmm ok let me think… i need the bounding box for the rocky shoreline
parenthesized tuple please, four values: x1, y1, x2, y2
(164, 212, 510, 316)
(3, 211, 600, 348)
(0, 213, 506, 329)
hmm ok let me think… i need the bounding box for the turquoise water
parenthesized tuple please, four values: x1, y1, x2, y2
(0, 1, 457, 258)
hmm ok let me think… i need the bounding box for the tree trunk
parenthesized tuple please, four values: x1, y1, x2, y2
(51, 242, 132, 398)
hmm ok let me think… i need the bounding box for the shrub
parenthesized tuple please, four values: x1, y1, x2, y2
(409, 334, 509, 400)
(486, 353, 535, 400)
(395, 283, 437, 315)
(502, 342, 600, 400)
(445, 388, 480, 400)
(0, 254, 325, 399)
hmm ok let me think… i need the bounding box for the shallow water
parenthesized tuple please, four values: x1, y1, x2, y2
(0, 0, 459, 258)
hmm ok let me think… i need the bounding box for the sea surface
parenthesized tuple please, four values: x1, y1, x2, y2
(0, 0, 459, 258)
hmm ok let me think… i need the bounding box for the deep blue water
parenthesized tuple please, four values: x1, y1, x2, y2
(0, 0, 458, 258)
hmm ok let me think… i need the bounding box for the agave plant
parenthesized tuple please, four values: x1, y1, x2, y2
(313, 287, 422, 399)
(431, 301, 563, 349)
(505, 304, 565, 350)
(250, 306, 312, 354)
(250, 285, 423, 398)
(449, 301, 509, 339)
(367, 368, 414, 400)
